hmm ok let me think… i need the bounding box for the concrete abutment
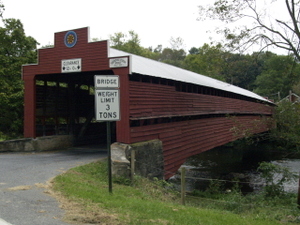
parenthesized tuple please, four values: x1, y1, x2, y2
(111, 139, 165, 179)
(0, 135, 73, 152)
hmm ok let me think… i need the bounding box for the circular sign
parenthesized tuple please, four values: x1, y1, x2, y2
(64, 31, 77, 48)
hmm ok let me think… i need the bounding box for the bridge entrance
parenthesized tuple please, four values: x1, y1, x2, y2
(34, 71, 116, 145)
(22, 27, 129, 145)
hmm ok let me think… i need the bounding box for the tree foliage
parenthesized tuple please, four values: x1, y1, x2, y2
(258, 161, 297, 197)
(0, 1, 4, 18)
(223, 52, 264, 90)
(270, 100, 300, 151)
(110, 31, 187, 66)
(184, 44, 267, 89)
(0, 18, 37, 137)
(110, 31, 161, 60)
(254, 53, 300, 98)
(198, 0, 300, 61)
(158, 47, 186, 67)
(183, 44, 225, 80)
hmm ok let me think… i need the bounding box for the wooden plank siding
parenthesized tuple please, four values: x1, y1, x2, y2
(128, 80, 273, 179)
(130, 116, 270, 179)
(129, 81, 272, 120)
(23, 28, 110, 77)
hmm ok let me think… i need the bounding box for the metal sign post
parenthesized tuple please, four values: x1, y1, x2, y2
(94, 75, 120, 194)
(106, 121, 112, 193)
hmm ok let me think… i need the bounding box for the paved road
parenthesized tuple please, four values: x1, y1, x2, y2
(0, 145, 107, 225)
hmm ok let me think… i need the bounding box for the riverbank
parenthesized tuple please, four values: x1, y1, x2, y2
(178, 140, 300, 194)
(51, 160, 299, 224)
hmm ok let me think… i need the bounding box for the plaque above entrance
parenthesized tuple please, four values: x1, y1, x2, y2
(61, 58, 82, 73)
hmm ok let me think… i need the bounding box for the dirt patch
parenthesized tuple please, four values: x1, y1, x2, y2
(7, 185, 32, 191)
(45, 179, 122, 225)
(7, 183, 49, 191)
(35, 183, 48, 189)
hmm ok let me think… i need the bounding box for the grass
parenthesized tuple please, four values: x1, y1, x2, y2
(52, 159, 298, 225)
(186, 177, 300, 221)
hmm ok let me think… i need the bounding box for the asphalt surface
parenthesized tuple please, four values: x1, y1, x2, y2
(0, 145, 107, 225)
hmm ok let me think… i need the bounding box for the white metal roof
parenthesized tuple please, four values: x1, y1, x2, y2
(109, 48, 271, 103)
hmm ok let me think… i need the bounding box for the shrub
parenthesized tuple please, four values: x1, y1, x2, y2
(258, 161, 298, 197)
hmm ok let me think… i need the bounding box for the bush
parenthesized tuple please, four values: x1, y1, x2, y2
(258, 161, 298, 197)
(271, 101, 300, 151)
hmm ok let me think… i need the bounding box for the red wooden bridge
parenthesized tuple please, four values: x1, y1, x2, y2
(22, 28, 274, 179)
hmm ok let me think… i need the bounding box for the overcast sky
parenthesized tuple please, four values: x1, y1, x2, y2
(2, 0, 219, 51)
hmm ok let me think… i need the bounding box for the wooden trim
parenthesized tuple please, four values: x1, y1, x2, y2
(112, 67, 131, 143)
(23, 77, 36, 138)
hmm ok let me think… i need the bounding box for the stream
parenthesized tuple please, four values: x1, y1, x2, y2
(169, 141, 300, 194)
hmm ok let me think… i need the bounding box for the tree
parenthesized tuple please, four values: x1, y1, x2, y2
(198, 0, 300, 61)
(189, 47, 200, 55)
(254, 53, 300, 98)
(110, 31, 188, 65)
(0, 18, 38, 138)
(258, 161, 297, 197)
(110, 32, 126, 48)
(110, 31, 160, 60)
(153, 36, 186, 67)
(159, 47, 186, 67)
(110, 30, 143, 55)
(183, 44, 227, 81)
(222, 52, 263, 89)
(0, 1, 4, 18)
(184, 44, 263, 86)
(273, 101, 300, 149)
(169, 37, 185, 51)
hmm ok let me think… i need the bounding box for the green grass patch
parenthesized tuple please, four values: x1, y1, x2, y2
(52, 160, 297, 225)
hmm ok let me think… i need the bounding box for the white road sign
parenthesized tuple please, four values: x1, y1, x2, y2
(95, 89, 120, 121)
(95, 75, 119, 88)
(94, 75, 120, 121)
(61, 58, 82, 73)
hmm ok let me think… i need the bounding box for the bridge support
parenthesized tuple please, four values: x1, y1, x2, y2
(111, 139, 164, 179)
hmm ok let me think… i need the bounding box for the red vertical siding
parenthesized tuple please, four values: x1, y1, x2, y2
(112, 66, 131, 143)
(23, 76, 36, 138)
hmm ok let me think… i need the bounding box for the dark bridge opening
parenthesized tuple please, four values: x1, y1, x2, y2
(35, 70, 116, 145)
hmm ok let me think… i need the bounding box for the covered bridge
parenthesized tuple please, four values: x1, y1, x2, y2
(22, 27, 274, 178)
